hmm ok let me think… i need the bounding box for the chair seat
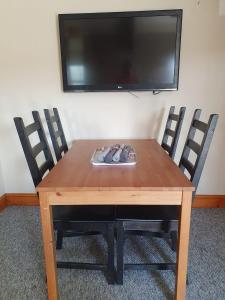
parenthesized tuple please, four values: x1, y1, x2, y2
(53, 205, 115, 222)
(116, 205, 179, 222)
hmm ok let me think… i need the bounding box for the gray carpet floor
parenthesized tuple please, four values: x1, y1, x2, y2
(0, 207, 225, 300)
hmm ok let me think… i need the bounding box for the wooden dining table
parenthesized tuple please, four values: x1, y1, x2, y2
(37, 139, 194, 300)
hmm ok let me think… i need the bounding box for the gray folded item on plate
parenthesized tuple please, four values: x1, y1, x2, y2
(104, 144, 120, 163)
(97, 147, 110, 162)
(120, 145, 133, 162)
(112, 147, 123, 162)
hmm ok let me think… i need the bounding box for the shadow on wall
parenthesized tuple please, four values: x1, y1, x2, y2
(58, 93, 167, 142)
(61, 105, 166, 141)
(149, 107, 165, 140)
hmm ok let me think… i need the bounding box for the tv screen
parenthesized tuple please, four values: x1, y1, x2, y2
(58, 10, 182, 92)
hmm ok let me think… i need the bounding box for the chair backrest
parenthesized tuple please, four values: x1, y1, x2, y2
(179, 109, 218, 193)
(44, 108, 68, 161)
(14, 111, 55, 187)
(161, 106, 186, 159)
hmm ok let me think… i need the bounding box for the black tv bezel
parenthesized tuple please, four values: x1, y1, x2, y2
(58, 9, 183, 92)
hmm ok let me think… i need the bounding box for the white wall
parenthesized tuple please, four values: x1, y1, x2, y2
(0, 0, 224, 194)
(219, 0, 225, 15)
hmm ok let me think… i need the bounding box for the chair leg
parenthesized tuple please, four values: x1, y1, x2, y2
(106, 223, 115, 284)
(186, 273, 189, 285)
(56, 230, 63, 250)
(170, 231, 177, 252)
(116, 221, 124, 285)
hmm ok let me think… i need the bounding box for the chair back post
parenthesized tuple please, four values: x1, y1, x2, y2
(170, 106, 186, 159)
(179, 109, 201, 173)
(162, 106, 186, 159)
(53, 108, 68, 153)
(14, 111, 54, 187)
(44, 108, 68, 161)
(179, 109, 218, 196)
(191, 114, 218, 189)
(32, 111, 55, 169)
(14, 117, 41, 186)
(162, 106, 175, 148)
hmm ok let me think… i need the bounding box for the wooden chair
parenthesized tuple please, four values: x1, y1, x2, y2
(161, 106, 186, 159)
(44, 108, 68, 161)
(14, 111, 115, 283)
(116, 109, 218, 284)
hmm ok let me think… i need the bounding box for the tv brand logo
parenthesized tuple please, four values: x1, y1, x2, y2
(117, 85, 123, 89)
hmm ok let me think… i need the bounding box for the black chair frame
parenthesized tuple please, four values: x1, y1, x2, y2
(44, 108, 68, 161)
(14, 111, 116, 283)
(116, 109, 218, 284)
(55, 219, 115, 282)
(44, 108, 114, 262)
(161, 106, 186, 159)
(14, 111, 55, 186)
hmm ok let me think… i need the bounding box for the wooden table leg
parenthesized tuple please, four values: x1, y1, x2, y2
(39, 192, 58, 300)
(175, 191, 192, 300)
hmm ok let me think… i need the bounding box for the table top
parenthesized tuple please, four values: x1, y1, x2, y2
(37, 139, 194, 193)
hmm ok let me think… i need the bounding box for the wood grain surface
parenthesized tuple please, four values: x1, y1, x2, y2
(37, 139, 194, 192)
(38, 139, 194, 300)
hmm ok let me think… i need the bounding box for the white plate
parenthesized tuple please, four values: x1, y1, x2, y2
(90, 149, 136, 166)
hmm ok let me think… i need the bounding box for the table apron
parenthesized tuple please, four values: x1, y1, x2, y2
(40, 191, 183, 206)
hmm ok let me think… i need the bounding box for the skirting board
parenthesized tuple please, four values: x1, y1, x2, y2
(0, 194, 7, 212)
(6, 193, 39, 206)
(193, 195, 225, 208)
(0, 193, 225, 211)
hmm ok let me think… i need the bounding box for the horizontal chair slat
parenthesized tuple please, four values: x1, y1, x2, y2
(57, 262, 107, 271)
(25, 122, 40, 135)
(193, 119, 208, 132)
(39, 161, 51, 178)
(165, 128, 175, 137)
(180, 157, 194, 176)
(187, 139, 201, 155)
(161, 142, 171, 153)
(125, 263, 176, 271)
(58, 145, 65, 152)
(169, 113, 179, 121)
(33, 142, 45, 157)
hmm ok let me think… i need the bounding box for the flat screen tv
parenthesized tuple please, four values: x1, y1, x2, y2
(58, 10, 182, 92)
